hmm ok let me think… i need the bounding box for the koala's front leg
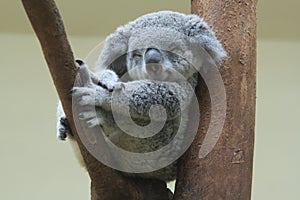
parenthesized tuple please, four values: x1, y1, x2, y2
(56, 101, 73, 140)
(56, 60, 116, 139)
(110, 80, 192, 121)
(71, 86, 111, 109)
(70, 62, 120, 128)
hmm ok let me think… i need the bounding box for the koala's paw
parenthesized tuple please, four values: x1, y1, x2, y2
(57, 117, 73, 140)
(71, 85, 112, 109)
(98, 70, 119, 92)
(98, 81, 125, 93)
(71, 87, 96, 106)
(70, 85, 110, 128)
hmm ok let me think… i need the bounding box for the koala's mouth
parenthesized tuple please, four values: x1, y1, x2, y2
(145, 63, 164, 79)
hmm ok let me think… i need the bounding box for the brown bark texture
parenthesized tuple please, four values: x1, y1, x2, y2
(21, 0, 171, 199)
(174, 0, 257, 200)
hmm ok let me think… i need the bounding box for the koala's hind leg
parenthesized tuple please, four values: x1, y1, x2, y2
(56, 101, 74, 140)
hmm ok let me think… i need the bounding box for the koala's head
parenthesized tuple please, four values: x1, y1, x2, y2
(125, 28, 199, 81)
(96, 11, 227, 81)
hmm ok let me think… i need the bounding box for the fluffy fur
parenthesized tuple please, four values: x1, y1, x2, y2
(57, 11, 226, 182)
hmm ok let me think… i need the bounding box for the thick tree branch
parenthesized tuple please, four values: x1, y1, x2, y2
(174, 0, 257, 199)
(21, 0, 171, 199)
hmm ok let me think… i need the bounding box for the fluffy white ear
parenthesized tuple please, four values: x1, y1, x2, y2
(96, 27, 129, 77)
(185, 14, 227, 67)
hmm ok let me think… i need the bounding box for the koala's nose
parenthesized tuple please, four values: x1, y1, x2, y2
(145, 48, 162, 64)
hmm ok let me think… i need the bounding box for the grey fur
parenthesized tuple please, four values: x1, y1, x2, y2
(57, 11, 226, 182)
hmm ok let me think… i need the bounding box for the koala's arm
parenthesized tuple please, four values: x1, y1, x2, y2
(116, 80, 195, 121)
(73, 68, 196, 122)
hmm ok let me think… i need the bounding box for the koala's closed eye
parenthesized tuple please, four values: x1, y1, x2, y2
(134, 54, 143, 58)
(131, 50, 143, 59)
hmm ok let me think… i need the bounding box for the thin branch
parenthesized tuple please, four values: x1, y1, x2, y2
(21, 0, 171, 199)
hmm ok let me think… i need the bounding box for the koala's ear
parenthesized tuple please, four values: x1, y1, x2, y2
(96, 27, 129, 77)
(186, 15, 227, 67)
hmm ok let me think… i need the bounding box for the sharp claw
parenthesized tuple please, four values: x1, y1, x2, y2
(60, 117, 69, 127)
(87, 121, 93, 127)
(75, 59, 84, 66)
(57, 131, 67, 141)
(59, 127, 66, 133)
(98, 81, 110, 91)
(68, 88, 76, 95)
(60, 117, 66, 124)
(78, 113, 84, 119)
(86, 118, 100, 128)
(58, 135, 66, 141)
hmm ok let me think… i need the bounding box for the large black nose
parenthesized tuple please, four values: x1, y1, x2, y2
(145, 48, 162, 64)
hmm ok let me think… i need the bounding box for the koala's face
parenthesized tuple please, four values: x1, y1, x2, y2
(125, 29, 200, 81)
(126, 48, 191, 81)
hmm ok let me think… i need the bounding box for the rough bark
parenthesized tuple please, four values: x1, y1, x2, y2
(21, 0, 171, 199)
(174, 0, 257, 199)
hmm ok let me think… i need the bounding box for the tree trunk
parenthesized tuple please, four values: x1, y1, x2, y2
(174, 0, 257, 199)
(21, 0, 171, 199)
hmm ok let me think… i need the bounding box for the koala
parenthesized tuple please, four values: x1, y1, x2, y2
(57, 11, 226, 182)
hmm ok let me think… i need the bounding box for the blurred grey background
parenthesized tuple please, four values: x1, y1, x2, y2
(0, 0, 299, 199)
